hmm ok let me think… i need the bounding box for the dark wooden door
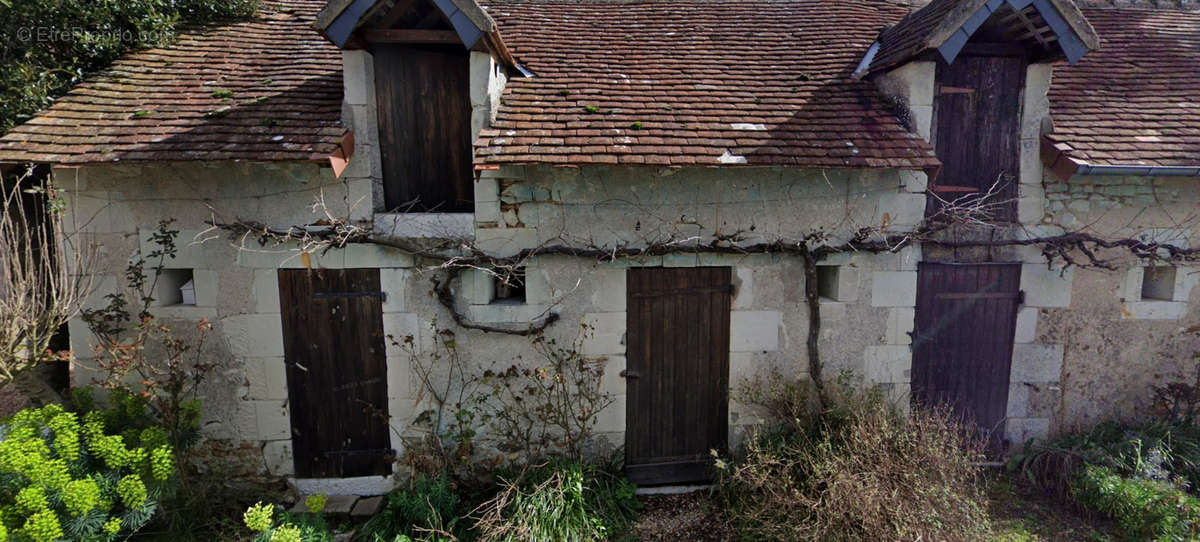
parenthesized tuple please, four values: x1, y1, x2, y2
(911, 263, 1021, 442)
(373, 44, 472, 212)
(625, 267, 731, 485)
(930, 53, 1026, 221)
(278, 269, 392, 478)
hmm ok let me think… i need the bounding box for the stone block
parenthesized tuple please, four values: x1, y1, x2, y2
(380, 268, 409, 313)
(341, 244, 414, 269)
(583, 312, 626, 336)
(352, 496, 384, 517)
(525, 266, 553, 305)
(473, 227, 538, 257)
(1122, 301, 1188, 320)
(911, 105, 934, 141)
(732, 266, 754, 309)
(291, 477, 396, 498)
(1013, 307, 1038, 343)
(900, 170, 928, 193)
(1020, 264, 1073, 308)
(730, 311, 781, 352)
(374, 213, 473, 240)
(192, 269, 220, 307)
(221, 314, 284, 357)
(589, 267, 627, 312)
(253, 269, 281, 313)
(728, 352, 755, 384)
(246, 357, 289, 400)
(863, 345, 911, 384)
(475, 201, 502, 224)
(593, 395, 626, 433)
(1021, 63, 1052, 141)
(1010, 344, 1064, 383)
(387, 361, 409, 400)
(342, 50, 374, 106)
(1017, 182, 1046, 225)
(582, 331, 625, 356)
(886, 308, 915, 345)
(383, 313, 420, 356)
(600, 355, 626, 396)
(1006, 417, 1050, 446)
(475, 176, 499, 204)
(871, 271, 917, 307)
(1006, 382, 1059, 419)
(254, 400, 291, 441)
(262, 440, 295, 477)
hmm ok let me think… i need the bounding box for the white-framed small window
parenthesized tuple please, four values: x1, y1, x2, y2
(1141, 266, 1177, 301)
(153, 268, 195, 306)
(491, 267, 526, 305)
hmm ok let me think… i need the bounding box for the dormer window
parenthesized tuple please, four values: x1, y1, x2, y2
(373, 44, 472, 212)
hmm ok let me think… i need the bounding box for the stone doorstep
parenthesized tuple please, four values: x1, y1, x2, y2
(351, 496, 385, 517)
(290, 494, 358, 515)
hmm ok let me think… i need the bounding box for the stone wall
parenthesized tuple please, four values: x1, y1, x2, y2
(57, 160, 347, 478)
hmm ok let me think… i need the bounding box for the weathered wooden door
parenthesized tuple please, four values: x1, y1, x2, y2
(373, 44, 472, 212)
(930, 52, 1026, 221)
(911, 263, 1021, 441)
(625, 267, 731, 485)
(278, 269, 392, 478)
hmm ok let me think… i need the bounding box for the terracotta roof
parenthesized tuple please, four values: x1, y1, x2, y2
(474, 0, 940, 169)
(1046, 8, 1200, 166)
(867, 0, 1099, 75)
(868, 0, 962, 73)
(0, 0, 344, 165)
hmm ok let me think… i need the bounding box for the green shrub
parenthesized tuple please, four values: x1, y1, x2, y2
(717, 375, 992, 541)
(1073, 464, 1200, 541)
(356, 473, 463, 542)
(471, 459, 639, 542)
(243, 500, 332, 542)
(0, 403, 177, 541)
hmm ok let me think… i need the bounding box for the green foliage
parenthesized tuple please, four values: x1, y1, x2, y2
(717, 372, 993, 541)
(1073, 464, 1200, 541)
(1009, 419, 1200, 499)
(0, 404, 178, 541)
(357, 474, 463, 542)
(0, 0, 259, 133)
(472, 459, 640, 542)
(243, 500, 332, 542)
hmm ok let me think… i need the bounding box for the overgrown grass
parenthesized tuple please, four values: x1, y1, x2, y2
(1072, 464, 1200, 541)
(1009, 419, 1200, 540)
(352, 458, 638, 542)
(717, 373, 993, 541)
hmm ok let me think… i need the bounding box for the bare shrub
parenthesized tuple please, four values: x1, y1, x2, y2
(0, 166, 95, 386)
(718, 372, 993, 541)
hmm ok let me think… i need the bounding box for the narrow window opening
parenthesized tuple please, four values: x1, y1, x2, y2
(817, 265, 840, 301)
(492, 268, 526, 305)
(1141, 266, 1177, 301)
(154, 269, 195, 306)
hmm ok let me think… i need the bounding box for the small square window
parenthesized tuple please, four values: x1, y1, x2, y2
(492, 268, 526, 304)
(1141, 266, 1177, 301)
(817, 265, 840, 301)
(153, 268, 195, 306)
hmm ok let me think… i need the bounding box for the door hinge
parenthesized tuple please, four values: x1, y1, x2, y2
(620, 370, 641, 379)
(321, 448, 396, 458)
(312, 291, 387, 301)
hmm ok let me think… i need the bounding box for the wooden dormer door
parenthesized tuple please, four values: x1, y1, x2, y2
(929, 51, 1026, 222)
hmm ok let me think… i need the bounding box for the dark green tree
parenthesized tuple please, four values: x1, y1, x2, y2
(0, 0, 258, 133)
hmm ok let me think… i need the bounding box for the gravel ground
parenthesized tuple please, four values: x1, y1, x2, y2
(632, 491, 737, 542)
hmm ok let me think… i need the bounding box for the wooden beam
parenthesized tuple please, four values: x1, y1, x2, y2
(361, 29, 461, 44)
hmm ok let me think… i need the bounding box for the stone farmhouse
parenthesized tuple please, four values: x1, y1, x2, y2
(1, 0, 1199, 491)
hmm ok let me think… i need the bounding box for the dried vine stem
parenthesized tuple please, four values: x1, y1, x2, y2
(207, 176, 1197, 341)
